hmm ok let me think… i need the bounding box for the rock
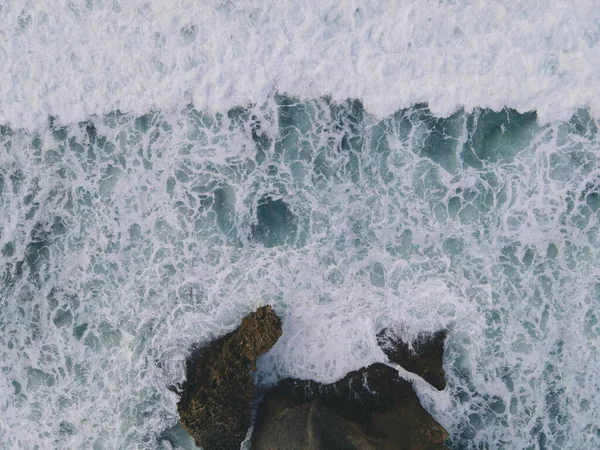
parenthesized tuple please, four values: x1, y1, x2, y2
(377, 329, 447, 391)
(178, 306, 449, 449)
(177, 305, 282, 450)
(252, 363, 448, 450)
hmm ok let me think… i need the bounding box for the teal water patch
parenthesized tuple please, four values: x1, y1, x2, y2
(252, 197, 298, 248)
(0, 97, 599, 449)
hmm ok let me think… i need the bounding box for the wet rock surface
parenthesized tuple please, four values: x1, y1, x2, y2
(177, 305, 449, 450)
(377, 329, 447, 391)
(177, 305, 282, 450)
(251, 363, 448, 450)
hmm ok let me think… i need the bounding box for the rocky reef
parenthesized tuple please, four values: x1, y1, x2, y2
(177, 306, 449, 450)
(251, 362, 448, 450)
(177, 305, 282, 450)
(377, 329, 447, 391)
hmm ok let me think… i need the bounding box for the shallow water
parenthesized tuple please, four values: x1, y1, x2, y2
(1, 98, 599, 449)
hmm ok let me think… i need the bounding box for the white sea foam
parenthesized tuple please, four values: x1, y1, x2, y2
(1, 0, 600, 130)
(1, 99, 599, 449)
(1, 1, 600, 450)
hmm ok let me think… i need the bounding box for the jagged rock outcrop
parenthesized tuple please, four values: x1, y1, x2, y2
(251, 363, 448, 450)
(251, 328, 449, 450)
(177, 305, 450, 450)
(177, 305, 282, 450)
(377, 329, 447, 391)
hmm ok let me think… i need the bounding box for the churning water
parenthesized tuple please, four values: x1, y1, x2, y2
(1, 1, 600, 450)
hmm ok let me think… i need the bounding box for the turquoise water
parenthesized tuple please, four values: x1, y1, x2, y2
(1, 97, 599, 449)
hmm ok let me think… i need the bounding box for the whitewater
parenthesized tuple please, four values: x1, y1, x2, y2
(1, 0, 599, 449)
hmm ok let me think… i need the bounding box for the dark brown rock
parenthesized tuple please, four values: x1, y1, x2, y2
(251, 363, 449, 450)
(377, 329, 447, 391)
(177, 305, 282, 450)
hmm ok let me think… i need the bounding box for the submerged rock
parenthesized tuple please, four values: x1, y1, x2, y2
(251, 363, 448, 450)
(177, 305, 282, 450)
(377, 329, 447, 391)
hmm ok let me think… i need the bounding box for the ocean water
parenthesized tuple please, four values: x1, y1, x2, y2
(1, 2, 600, 450)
